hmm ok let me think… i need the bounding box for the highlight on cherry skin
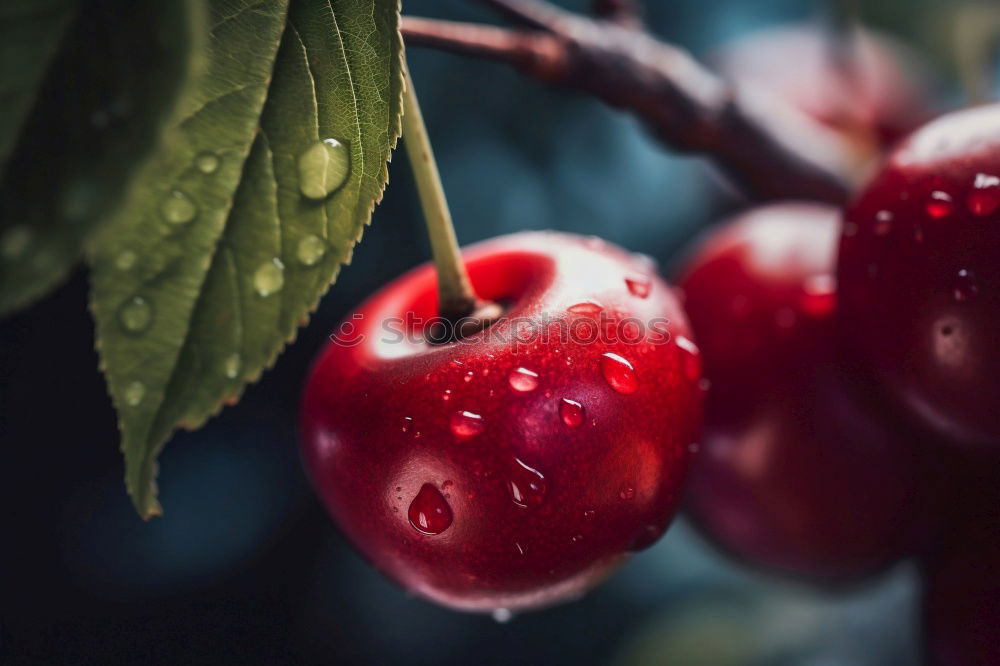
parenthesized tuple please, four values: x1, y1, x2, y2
(837, 104, 1000, 449)
(676, 203, 945, 583)
(299, 232, 704, 614)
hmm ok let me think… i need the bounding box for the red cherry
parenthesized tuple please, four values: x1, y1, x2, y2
(922, 471, 1000, 666)
(677, 203, 944, 582)
(300, 232, 702, 612)
(712, 24, 934, 149)
(837, 105, 1000, 449)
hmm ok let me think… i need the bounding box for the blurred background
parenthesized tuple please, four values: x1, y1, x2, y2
(0, 0, 993, 663)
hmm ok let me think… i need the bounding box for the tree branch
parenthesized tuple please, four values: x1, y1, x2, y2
(402, 0, 854, 205)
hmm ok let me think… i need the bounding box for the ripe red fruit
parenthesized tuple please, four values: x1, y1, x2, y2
(712, 24, 934, 150)
(300, 232, 702, 613)
(678, 203, 942, 582)
(922, 471, 1000, 666)
(837, 104, 1000, 449)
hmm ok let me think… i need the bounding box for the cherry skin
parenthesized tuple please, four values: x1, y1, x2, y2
(712, 24, 934, 151)
(677, 203, 944, 583)
(838, 104, 1000, 449)
(921, 468, 1000, 666)
(300, 232, 703, 613)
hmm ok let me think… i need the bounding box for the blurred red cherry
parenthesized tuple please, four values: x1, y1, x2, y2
(837, 104, 1000, 449)
(300, 232, 702, 613)
(678, 203, 944, 583)
(712, 23, 935, 152)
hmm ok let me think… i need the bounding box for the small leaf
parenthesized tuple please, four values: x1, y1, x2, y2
(0, 0, 204, 315)
(89, 0, 404, 518)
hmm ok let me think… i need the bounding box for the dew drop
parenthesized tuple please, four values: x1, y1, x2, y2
(159, 189, 197, 225)
(224, 353, 241, 379)
(600, 352, 638, 394)
(441, 389, 452, 402)
(0, 226, 31, 258)
(625, 276, 651, 298)
(118, 296, 153, 333)
(583, 508, 596, 518)
(408, 484, 453, 535)
(401, 416, 414, 433)
(296, 234, 327, 266)
(968, 173, 1000, 216)
(874, 210, 894, 236)
(115, 250, 137, 271)
(124, 381, 145, 407)
(492, 608, 513, 624)
(507, 458, 547, 508)
(674, 336, 702, 382)
(463, 371, 474, 383)
(619, 484, 635, 501)
(508, 367, 539, 392)
(253, 258, 285, 297)
(954, 269, 978, 302)
(297, 138, 350, 200)
(925, 191, 954, 219)
(194, 151, 220, 174)
(800, 274, 836, 318)
(570, 533, 584, 543)
(568, 300, 603, 314)
(450, 410, 484, 438)
(559, 398, 584, 427)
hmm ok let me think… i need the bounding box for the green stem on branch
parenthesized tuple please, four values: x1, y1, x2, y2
(401, 57, 501, 336)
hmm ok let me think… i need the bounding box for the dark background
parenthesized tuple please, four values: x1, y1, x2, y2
(0, 0, 987, 663)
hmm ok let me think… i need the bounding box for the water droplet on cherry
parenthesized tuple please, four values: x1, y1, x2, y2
(619, 484, 635, 500)
(508, 367, 539, 392)
(874, 210, 893, 236)
(674, 336, 701, 381)
(926, 191, 954, 219)
(600, 352, 638, 394)
(624, 277, 651, 298)
(954, 269, 978, 302)
(968, 173, 1000, 216)
(507, 458, 547, 508)
(408, 484, 453, 535)
(558, 398, 584, 427)
(450, 410, 484, 438)
(568, 300, 602, 314)
(800, 274, 836, 318)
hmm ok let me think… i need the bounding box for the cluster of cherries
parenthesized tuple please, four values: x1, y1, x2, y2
(300, 26, 998, 665)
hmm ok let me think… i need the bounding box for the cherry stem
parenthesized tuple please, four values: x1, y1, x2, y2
(401, 58, 501, 335)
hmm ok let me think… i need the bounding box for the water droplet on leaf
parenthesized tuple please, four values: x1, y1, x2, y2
(160, 189, 197, 225)
(297, 138, 350, 200)
(297, 234, 326, 266)
(194, 152, 220, 174)
(253, 258, 284, 297)
(118, 296, 153, 333)
(224, 353, 241, 379)
(124, 381, 145, 407)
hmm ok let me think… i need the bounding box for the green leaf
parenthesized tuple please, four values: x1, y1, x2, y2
(88, 0, 404, 518)
(0, 0, 204, 315)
